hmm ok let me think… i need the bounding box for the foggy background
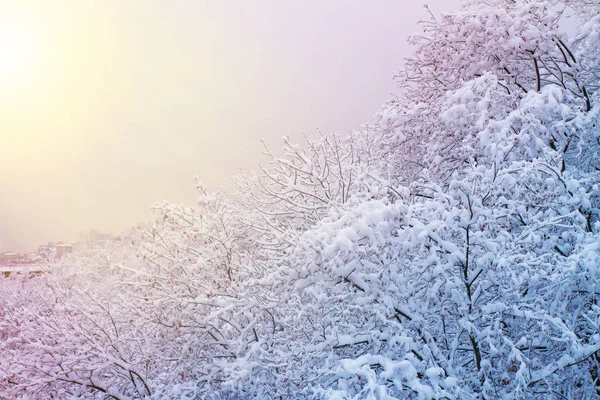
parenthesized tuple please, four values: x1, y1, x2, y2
(0, 0, 461, 252)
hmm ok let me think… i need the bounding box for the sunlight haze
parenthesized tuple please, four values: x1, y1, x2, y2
(0, 0, 460, 251)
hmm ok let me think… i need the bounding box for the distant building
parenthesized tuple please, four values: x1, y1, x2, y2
(38, 242, 73, 261)
(55, 244, 73, 259)
(78, 229, 114, 244)
(0, 252, 38, 266)
(0, 252, 20, 265)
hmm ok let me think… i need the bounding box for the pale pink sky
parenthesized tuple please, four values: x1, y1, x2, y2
(0, 0, 461, 252)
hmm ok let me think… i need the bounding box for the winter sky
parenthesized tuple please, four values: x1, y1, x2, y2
(0, 0, 461, 252)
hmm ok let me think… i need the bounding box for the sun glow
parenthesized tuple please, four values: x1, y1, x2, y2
(0, 2, 130, 152)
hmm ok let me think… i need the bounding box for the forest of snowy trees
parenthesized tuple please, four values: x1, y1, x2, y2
(1, 0, 600, 398)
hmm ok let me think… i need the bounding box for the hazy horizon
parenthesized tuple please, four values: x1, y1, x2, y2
(0, 0, 461, 252)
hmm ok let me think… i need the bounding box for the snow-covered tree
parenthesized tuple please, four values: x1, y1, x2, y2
(1, 1, 599, 398)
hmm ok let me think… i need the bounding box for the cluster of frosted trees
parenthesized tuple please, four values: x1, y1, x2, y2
(1, 0, 599, 398)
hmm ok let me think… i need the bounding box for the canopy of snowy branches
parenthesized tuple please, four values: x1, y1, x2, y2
(2, 0, 600, 398)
